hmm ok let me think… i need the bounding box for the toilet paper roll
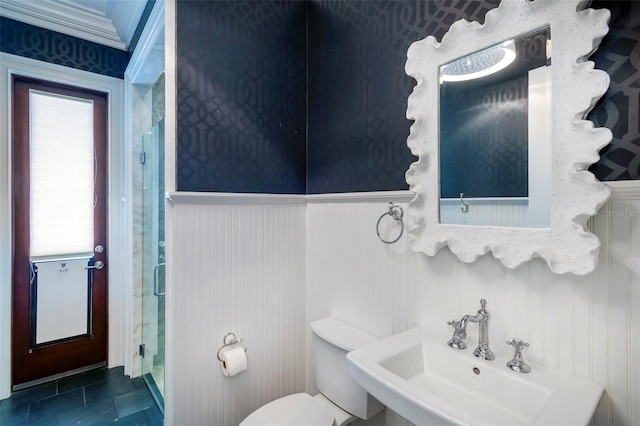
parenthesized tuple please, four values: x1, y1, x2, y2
(220, 346, 247, 377)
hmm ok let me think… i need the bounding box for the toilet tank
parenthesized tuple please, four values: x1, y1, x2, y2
(310, 318, 385, 420)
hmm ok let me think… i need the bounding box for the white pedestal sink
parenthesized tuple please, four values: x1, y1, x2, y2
(346, 326, 603, 425)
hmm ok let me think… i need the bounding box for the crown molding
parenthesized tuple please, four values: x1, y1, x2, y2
(126, 1, 165, 84)
(0, 0, 145, 50)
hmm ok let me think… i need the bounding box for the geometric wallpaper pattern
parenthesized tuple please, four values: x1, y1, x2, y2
(176, 0, 638, 194)
(176, 1, 307, 193)
(589, 0, 640, 181)
(0, 17, 129, 79)
(307, 0, 502, 193)
(4, 2, 637, 193)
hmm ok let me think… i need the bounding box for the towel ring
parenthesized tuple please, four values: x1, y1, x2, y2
(376, 202, 404, 244)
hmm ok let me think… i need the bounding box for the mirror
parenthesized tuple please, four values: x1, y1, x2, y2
(439, 27, 551, 228)
(405, 0, 611, 275)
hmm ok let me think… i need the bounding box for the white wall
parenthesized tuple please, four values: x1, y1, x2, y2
(164, 185, 638, 426)
(440, 197, 527, 227)
(0, 53, 126, 399)
(165, 194, 307, 425)
(527, 65, 553, 228)
(306, 183, 640, 426)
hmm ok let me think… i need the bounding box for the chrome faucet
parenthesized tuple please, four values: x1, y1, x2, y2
(447, 299, 495, 361)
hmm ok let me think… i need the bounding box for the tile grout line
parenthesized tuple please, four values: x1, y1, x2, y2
(3, 368, 159, 425)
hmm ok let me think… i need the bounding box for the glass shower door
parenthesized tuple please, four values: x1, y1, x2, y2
(141, 119, 165, 408)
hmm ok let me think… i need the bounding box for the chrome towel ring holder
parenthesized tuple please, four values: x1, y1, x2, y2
(376, 202, 404, 244)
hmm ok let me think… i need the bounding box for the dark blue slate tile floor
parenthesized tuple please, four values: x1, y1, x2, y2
(0, 367, 162, 425)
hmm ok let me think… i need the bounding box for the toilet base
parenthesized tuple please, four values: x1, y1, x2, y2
(312, 393, 357, 426)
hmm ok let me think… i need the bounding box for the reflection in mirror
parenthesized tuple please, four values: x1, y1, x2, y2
(405, 0, 611, 274)
(439, 27, 552, 228)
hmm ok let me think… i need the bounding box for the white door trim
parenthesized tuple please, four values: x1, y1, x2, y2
(0, 52, 129, 399)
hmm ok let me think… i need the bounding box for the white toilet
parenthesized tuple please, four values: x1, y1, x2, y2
(239, 317, 385, 426)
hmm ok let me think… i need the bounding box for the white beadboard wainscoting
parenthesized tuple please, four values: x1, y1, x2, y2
(164, 183, 637, 426)
(166, 196, 307, 425)
(306, 182, 639, 426)
(440, 197, 528, 227)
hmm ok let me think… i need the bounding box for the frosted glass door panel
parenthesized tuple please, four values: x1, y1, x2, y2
(29, 90, 94, 257)
(34, 257, 91, 344)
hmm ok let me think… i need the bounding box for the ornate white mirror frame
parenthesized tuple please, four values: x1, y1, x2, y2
(405, 0, 612, 275)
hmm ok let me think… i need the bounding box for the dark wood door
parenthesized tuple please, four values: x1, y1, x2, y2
(11, 76, 108, 389)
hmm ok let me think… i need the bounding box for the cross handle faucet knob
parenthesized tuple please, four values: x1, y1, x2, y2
(506, 338, 531, 373)
(446, 319, 467, 350)
(507, 338, 529, 352)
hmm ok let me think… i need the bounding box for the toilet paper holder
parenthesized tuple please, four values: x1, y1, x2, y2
(216, 332, 246, 361)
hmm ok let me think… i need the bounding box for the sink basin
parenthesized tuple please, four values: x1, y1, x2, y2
(347, 326, 603, 425)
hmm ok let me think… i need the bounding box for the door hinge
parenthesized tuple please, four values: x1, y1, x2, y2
(139, 344, 145, 357)
(139, 151, 146, 164)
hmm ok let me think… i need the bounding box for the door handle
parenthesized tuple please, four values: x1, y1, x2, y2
(85, 261, 104, 270)
(153, 263, 166, 297)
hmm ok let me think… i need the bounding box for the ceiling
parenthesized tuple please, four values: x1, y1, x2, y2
(0, 0, 148, 50)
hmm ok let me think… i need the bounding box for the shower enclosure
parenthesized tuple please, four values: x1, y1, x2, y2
(125, 0, 166, 414)
(141, 119, 165, 408)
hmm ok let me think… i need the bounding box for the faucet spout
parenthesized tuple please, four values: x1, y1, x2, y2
(461, 312, 483, 326)
(471, 299, 494, 360)
(452, 299, 495, 361)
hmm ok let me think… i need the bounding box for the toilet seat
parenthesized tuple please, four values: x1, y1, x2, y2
(239, 393, 335, 426)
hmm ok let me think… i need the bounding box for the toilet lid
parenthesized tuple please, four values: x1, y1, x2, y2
(239, 393, 335, 426)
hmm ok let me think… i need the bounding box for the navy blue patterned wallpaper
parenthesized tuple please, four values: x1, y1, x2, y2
(176, 1, 307, 193)
(0, 17, 129, 79)
(307, 0, 502, 193)
(590, 0, 640, 181)
(174, 0, 638, 194)
(3, 2, 636, 193)
(307, 0, 639, 193)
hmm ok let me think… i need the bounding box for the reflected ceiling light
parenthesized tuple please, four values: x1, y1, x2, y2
(440, 40, 516, 83)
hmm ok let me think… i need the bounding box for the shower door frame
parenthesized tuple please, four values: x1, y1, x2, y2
(140, 119, 166, 410)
